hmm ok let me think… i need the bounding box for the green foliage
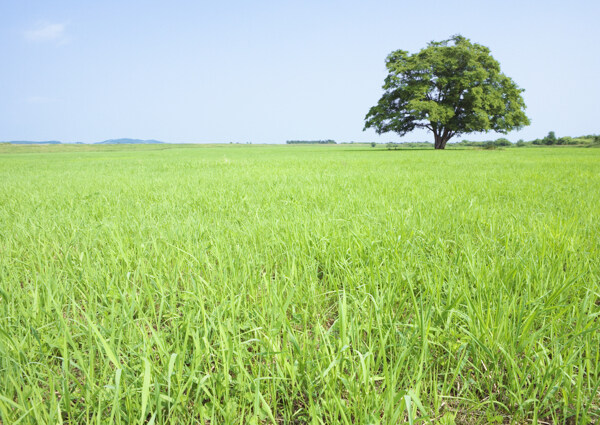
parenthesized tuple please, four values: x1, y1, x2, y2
(557, 136, 576, 145)
(364, 35, 530, 149)
(516, 139, 526, 147)
(543, 131, 557, 145)
(494, 137, 512, 147)
(0, 144, 599, 424)
(370, 142, 377, 147)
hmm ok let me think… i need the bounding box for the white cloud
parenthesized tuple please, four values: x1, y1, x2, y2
(24, 23, 67, 43)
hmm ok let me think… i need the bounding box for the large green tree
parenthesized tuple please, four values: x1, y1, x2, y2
(364, 35, 530, 149)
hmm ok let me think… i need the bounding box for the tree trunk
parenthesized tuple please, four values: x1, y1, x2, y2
(434, 133, 450, 149)
(434, 135, 448, 149)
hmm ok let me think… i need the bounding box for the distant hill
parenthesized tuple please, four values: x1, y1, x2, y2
(95, 138, 164, 144)
(6, 141, 62, 145)
(2, 138, 166, 145)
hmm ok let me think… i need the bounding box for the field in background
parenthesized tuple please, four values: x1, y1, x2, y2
(1, 145, 599, 424)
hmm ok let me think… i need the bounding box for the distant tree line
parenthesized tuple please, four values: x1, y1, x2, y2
(365, 132, 599, 149)
(457, 138, 512, 148)
(383, 142, 433, 149)
(528, 131, 597, 146)
(457, 132, 599, 148)
(286, 140, 336, 144)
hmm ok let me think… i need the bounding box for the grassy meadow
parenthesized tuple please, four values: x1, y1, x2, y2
(0, 144, 599, 424)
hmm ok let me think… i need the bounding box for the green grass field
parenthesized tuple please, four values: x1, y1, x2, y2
(1, 144, 599, 424)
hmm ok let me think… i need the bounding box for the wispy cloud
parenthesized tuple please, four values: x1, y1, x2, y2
(24, 23, 68, 43)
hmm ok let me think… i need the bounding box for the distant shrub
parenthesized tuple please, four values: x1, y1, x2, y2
(407, 142, 433, 148)
(494, 137, 512, 147)
(557, 136, 576, 145)
(543, 131, 557, 145)
(457, 139, 487, 147)
(516, 139, 526, 147)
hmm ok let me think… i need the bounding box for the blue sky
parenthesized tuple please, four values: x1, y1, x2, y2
(1, 0, 598, 143)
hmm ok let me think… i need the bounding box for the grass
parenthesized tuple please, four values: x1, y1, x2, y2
(0, 144, 599, 424)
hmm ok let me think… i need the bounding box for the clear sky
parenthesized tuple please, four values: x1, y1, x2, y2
(1, 0, 598, 144)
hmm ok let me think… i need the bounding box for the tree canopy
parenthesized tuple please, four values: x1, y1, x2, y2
(364, 35, 530, 149)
